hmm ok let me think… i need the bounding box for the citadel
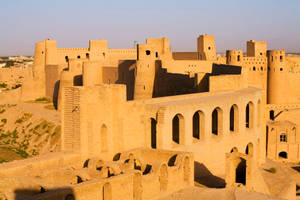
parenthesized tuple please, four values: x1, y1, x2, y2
(1, 34, 300, 200)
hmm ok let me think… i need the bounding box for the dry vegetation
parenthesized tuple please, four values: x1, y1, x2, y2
(0, 104, 61, 163)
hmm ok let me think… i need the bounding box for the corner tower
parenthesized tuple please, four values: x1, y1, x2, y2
(267, 50, 288, 104)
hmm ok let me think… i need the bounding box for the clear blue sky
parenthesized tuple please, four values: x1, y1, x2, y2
(0, 0, 299, 56)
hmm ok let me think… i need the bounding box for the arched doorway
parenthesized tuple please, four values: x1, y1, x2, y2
(172, 114, 184, 144)
(235, 158, 246, 185)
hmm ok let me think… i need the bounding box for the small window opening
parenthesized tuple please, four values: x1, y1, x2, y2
(253, 66, 256, 71)
(280, 133, 287, 142)
(280, 68, 283, 71)
(41, 51, 44, 54)
(261, 66, 263, 70)
(237, 55, 240, 62)
(146, 50, 151, 55)
(260, 52, 263, 56)
(65, 56, 69, 62)
(86, 53, 89, 58)
(269, 110, 274, 120)
(280, 56, 283, 62)
(155, 52, 158, 58)
(77, 55, 80, 59)
(208, 46, 211, 50)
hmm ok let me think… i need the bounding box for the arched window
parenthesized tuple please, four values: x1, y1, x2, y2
(101, 124, 108, 152)
(230, 105, 238, 132)
(193, 111, 204, 140)
(212, 107, 223, 135)
(245, 143, 254, 156)
(151, 118, 157, 148)
(246, 102, 254, 128)
(280, 133, 287, 142)
(172, 114, 184, 144)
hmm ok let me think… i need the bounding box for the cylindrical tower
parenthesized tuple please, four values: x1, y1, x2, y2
(33, 40, 46, 78)
(267, 50, 288, 104)
(226, 50, 243, 66)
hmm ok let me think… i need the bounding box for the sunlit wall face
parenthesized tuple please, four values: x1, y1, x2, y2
(0, 0, 299, 56)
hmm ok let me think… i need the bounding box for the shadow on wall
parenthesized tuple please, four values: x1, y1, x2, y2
(211, 64, 242, 75)
(13, 187, 75, 200)
(153, 61, 197, 98)
(194, 161, 225, 188)
(53, 80, 60, 110)
(116, 60, 136, 100)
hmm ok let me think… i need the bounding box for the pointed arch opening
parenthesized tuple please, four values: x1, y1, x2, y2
(245, 143, 254, 156)
(212, 107, 223, 135)
(246, 102, 254, 128)
(172, 114, 184, 144)
(193, 110, 205, 140)
(230, 105, 239, 133)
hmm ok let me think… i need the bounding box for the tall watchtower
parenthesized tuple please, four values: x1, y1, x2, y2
(197, 34, 216, 61)
(134, 43, 157, 99)
(247, 40, 267, 57)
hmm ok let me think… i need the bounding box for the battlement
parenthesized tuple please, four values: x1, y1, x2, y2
(57, 48, 89, 51)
